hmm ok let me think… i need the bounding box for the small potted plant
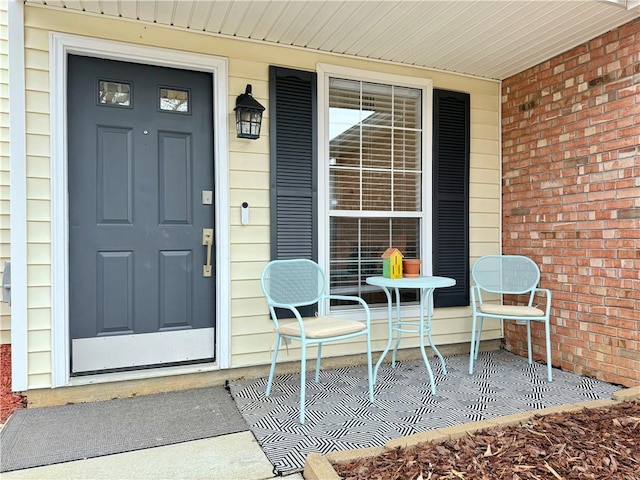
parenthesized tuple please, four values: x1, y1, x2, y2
(402, 258, 421, 277)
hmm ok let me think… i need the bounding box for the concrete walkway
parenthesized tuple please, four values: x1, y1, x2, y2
(1, 431, 303, 480)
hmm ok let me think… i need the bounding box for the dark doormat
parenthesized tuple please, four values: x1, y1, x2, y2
(0, 386, 248, 472)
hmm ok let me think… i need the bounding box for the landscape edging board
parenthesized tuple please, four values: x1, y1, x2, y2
(303, 387, 640, 479)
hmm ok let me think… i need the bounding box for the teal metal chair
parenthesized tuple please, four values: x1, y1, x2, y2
(261, 259, 374, 423)
(469, 255, 553, 381)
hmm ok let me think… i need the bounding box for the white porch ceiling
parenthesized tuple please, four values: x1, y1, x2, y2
(26, 0, 640, 80)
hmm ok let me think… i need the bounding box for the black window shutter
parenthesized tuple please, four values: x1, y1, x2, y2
(269, 66, 318, 262)
(269, 67, 318, 317)
(432, 89, 470, 307)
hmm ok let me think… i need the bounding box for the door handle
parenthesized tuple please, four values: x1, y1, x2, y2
(202, 228, 213, 277)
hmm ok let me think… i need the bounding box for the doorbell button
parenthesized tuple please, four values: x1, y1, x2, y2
(241, 202, 249, 225)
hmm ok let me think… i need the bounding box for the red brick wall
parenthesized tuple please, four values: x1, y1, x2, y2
(501, 19, 640, 388)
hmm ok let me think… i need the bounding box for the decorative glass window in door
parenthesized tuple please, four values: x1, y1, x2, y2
(159, 87, 190, 113)
(98, 80, 131, 107)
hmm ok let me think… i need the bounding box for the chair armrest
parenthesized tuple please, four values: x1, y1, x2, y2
(533, 288, 552, 315)
(324, 295, 371, 325)
(269, 303, 341, 340)
(472, 285, 551, 317)
(470, 285, 482, 309)
(269, 300, 301, 311)
(267, 303, 305, 329)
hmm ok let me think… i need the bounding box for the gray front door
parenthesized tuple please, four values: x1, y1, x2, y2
(68, 55, 216, 373)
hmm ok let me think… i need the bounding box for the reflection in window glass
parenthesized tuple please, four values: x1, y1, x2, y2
(330, 217, 420, 305)
(99, 80, 131, 106)
(160, 88, 189, 113)
(328, 77, 423, 307)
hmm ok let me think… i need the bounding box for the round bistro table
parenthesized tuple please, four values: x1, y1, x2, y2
(366, 275, 456, 395)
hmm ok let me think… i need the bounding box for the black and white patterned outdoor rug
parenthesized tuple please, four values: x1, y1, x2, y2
(228, 350, 621, 476)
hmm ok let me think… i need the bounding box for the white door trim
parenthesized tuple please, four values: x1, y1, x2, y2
(50, 33, 231, 387)
(8, 0, 28, 392)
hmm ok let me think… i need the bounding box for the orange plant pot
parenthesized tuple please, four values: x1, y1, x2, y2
(402, 259, 421, 278)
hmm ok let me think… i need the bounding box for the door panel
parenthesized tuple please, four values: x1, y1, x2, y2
(159, 250, 192, 328)
(97, 251, 134, 333)
(97, 126, 133, 224)
(67, 55, 215, 373)
(159, 131, 192, 224)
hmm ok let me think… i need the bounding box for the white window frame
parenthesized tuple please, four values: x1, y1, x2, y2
(317, 64, 433, 320)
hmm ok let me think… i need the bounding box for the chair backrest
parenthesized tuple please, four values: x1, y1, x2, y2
(261, 259, 326, 307)
(472, 255, 540, 294)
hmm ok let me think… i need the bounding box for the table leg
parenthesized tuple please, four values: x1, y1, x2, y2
(373, 286, 394, 384)
(391, 288, 402, 366)
(419, 288, 437, 394)
(424, 287, 447, 374)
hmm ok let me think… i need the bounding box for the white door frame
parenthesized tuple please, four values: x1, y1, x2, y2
(50, 33, 231, 387)
(8, 0, 28, 391)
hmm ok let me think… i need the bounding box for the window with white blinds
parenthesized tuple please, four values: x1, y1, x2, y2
(327, 76, 425, 306)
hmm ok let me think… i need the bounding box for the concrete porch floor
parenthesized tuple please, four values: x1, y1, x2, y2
(1, 431, 303, 480)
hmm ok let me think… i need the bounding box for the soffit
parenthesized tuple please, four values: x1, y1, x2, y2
(25, 0, 640, 80)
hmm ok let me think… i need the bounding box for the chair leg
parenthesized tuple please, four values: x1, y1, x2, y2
(526, 321, 533, 364)
(545, 320, 553, 382)
(315, 343, 323, 382)
(469, 313, 477, 374)
(366, 332, 374, 403)
(266, 334, 281, 397)
(299, 342, 307, 424)
(474, 317, 483, 360)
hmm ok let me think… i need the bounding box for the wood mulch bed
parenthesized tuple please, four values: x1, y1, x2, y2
(1, 345, 26, 424)
(334, 400, 640, 480)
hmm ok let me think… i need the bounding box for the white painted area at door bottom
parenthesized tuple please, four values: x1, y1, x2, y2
(72, 328, 215, 373)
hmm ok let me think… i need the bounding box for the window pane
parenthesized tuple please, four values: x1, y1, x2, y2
(330, 168, 360, 210)
(393, 129, 421, 171)
(361, 125, 392, 169)
(394, 86, 421, 129)
(329, 78, 364, 159)
(331, 168, 419, 211)
(99, 80, 131, 107)
(328, 76, 423, 307)
(329, 217, 420, 305)
(329, 137, 360, 169)
(394, 172, 421, 211)
(361, 82, 392, 128)
(362, 169, 391, 210)
(391, 218, 421, 259)
(329, 217, 361, 295)
(160, 87, 189, 113)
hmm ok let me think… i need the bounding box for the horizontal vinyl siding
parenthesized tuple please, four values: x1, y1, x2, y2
(468, 83, 501, 268)
(20, 5, 501, 383)
(227, 58, 271, 365)
(20, 7, 53, 385)
(27, 307, 50, 330)
(26, 349, 51, 389)
(0, 1, 9, 345)
(466, 77, 502, 343)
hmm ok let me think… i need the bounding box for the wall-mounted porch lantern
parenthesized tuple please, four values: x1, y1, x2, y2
(234, 84, 265, 140)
